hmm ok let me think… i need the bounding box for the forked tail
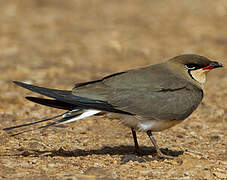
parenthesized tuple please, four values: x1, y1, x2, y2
(3, 108, 100, 136)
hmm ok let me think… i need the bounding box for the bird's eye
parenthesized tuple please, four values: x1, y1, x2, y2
(185, 64, 201, 70)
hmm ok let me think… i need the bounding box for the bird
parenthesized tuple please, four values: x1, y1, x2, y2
(3, 54, 223, 159)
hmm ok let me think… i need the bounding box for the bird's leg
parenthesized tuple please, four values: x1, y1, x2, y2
(147, 130, 174, 159)
(131, 128, 141, 155)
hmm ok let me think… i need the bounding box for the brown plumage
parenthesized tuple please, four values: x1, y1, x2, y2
(3, 54, 223, 159)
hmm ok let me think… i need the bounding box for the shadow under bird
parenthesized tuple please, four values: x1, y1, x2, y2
(3, 54, 223, 159)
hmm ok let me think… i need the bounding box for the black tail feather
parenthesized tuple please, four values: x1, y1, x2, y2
(3, 112, 68, 131)
(4, 110, 84, 136)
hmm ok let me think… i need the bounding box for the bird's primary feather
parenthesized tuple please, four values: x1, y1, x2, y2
(26, 97, 76, 110)
(13, 81, 131, 115)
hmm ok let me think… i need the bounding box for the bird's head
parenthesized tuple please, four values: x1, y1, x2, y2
(168, 54, 223, 85)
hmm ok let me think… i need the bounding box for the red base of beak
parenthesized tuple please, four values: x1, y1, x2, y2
(202, 65, 213, 70)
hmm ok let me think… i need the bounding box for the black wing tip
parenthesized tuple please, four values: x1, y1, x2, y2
(13, 80, 30, 88)
(13, 80, 23, 85)
(25, 96, 36, 101)
(25, 96, 76, 110)
(25, 96, 41, 102)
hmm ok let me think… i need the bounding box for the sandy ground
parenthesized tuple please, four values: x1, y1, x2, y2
(0, 0, 226, 179)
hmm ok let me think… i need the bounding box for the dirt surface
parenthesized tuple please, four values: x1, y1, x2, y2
(0, 0, 226, 179)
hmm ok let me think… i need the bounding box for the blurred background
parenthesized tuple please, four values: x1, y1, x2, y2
(0, 0, 226, 179)
(0, 0, 226, 86)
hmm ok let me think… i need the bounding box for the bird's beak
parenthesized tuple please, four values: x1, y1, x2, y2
(202, 61, 223, 70)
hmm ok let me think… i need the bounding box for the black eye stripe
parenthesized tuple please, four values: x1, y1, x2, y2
(185, 63, 203, 70)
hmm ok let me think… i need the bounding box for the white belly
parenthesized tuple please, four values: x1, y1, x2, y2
(137, 120, 181, 132)
(107, 113, 182, 132)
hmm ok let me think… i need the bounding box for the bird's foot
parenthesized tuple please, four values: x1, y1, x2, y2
(154, 149, 175, 160)
(153, 149, 183, 165)
(155, 153, 174, 160)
